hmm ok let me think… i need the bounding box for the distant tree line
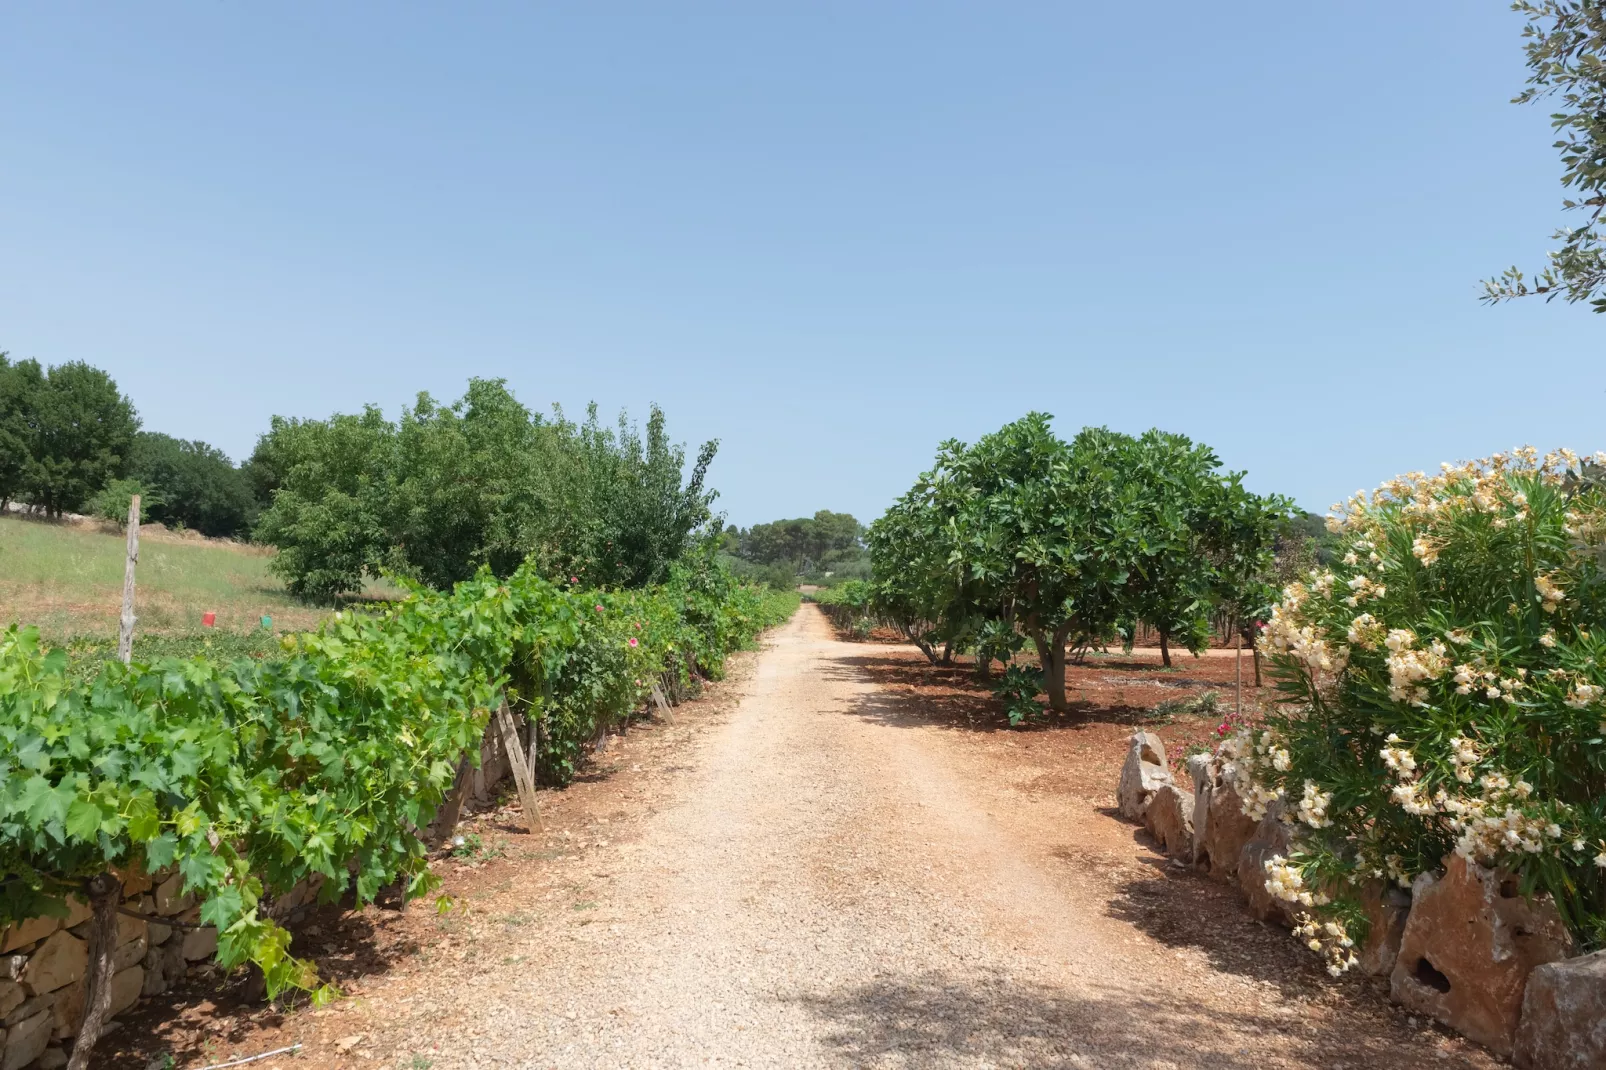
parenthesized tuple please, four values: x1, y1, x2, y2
(719, 509, 870, 587)
(0, 351, 721, 602)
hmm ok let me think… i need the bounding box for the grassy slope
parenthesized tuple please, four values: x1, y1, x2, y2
(0, 515, 371, 644)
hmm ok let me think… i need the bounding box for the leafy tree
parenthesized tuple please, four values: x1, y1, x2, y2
(251, 407, 398, 598)
(251, 381, 718, 599)
(128, 432, 256, 538)
(1485, 2, 1606, 311)
(1116, 430, 1296, 667)
(20, 361, 139, 518)
(0, 354, 43, 512)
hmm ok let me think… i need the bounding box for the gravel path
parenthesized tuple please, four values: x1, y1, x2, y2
(325, 605, 1492, 1070)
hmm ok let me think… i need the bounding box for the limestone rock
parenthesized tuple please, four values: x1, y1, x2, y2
(1237, 802, 1295, 924)
(142, 940, 185, 998)
(19, 932, 84, 997)
(1199, 780, 1258, 882)
(1186, 754, 1215, 863)
(115, 910, 146, 950)
(180, 927, 217, 962)
(47, 979, 81, 1041)
(57, 900, 88, 932)
(1142, 783, 1195, 861)
(1117, 732, 1170, 821)
(1391, 854, 1574, 1055)
(0, 983, 20, 1021)
(1359, 883, 1412, 978)
(1514, 947, 1606, 1069)
(0, 960, 20, 986)
(1, 1010, 49, 1070)
(0, 919, 56, 958)
(115, 862, 153, 898)
(154, 874, 192, 917)
(34, 1046, 66, 1070)
(108, 965, 143, 1018)
(113, 934, 148, 975)
(1, 992, 50, 1029)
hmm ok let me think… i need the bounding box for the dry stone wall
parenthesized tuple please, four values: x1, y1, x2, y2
(1120, 736, 1596, 1069)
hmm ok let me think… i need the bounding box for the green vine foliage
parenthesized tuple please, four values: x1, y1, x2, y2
(0, 553, 795, 1000)
(1233, 448, 1606, 970)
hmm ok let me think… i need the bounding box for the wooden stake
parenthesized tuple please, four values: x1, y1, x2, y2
(116, 494, 140, 665)
(495, 697, 544, 833)
(1234, 628, 1242, 717)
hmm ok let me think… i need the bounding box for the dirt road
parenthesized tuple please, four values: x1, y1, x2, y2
(181, 605, 1496, 1069)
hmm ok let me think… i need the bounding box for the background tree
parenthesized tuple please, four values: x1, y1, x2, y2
(1485, 2, 1606, 310)
(128, 432, 257, 538)
(0, 354, 42, 512)
(20, 361, 138, 518)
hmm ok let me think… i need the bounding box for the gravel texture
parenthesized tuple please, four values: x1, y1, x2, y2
(114, 605, 1501, 1069)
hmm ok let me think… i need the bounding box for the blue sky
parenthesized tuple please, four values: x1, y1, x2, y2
(1, 2, 1598, 527)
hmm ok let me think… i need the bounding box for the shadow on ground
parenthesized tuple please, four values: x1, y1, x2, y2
(787, 969, 1443, 1070)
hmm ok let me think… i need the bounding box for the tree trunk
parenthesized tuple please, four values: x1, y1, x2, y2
(940, 639, 954, 666)
(1158, 629, 1172, 668)
(975, 654, 992, 682)
(67, 872, 122, 1070)
(428, 755, 474, 849)
(1253, 648, 1262, 688)
(1033, 633, 1068, 711)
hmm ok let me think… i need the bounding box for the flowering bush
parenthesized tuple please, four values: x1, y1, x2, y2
(1226, 448, 1606, 969)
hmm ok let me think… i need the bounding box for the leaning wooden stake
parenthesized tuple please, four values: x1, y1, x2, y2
(1234, 629, 1242, 716)
(495, 697, 544, 833)
(116, 494, 140, 664)
(67, 872, 122, 1070)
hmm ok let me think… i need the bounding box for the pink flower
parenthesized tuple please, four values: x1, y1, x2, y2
(628, 637, 639, 647)
(570, 576, 579, 584)
(595, 604, 604, 613)
(633, 621, 641, 630)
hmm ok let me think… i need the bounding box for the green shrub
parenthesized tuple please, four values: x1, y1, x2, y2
(1233, 448, 1606, 973)
(85, 478, 157, 527)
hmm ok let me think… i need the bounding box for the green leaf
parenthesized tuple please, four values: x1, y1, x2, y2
(65, 797, 104, 843)
(144, 833, 178, 870)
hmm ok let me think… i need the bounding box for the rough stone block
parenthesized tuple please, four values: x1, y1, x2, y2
(1391, 854, 1574, 1055)
(1514, 947, 1606, 1069)
(34, 1046, 65, 1070)
(1, 992, 50, 1029)
(1, 1010, 49, 1070)
(1186, 754, 1214, 862)
(1238, 802, 1295, 925)
(0, 983, 20, 1022)
(1199, 781, 1258, 882)
(0, 919, 56, 957)
(1117, 731, 1170, 820)
(1359, 882, 1412, 978)
(154, 873, 192, 917)
(19, 932, 84, 997)
(1142, 782, 1195, 861)
(113, 934, 148, 975)
(181, 927, 217, 962)
(109, 964, 143, 1018)
(47, 979, 81, 1041)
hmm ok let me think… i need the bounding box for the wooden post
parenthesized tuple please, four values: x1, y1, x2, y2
(495, 697, 544, 833)
(116, 494, 140, 664)
(1234, 628, 1242, 717)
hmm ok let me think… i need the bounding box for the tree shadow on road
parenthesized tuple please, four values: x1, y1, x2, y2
(786, 968, 1458, 1069)
(820, 654, 1186, 735)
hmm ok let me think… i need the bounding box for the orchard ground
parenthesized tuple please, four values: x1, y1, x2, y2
(100, 604, 1496, 1070)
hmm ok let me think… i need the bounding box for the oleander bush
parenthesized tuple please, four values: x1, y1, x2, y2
(1229, 448, 1606, 973)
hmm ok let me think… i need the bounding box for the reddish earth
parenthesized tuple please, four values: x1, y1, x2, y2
(100, 607, 1494, 1069)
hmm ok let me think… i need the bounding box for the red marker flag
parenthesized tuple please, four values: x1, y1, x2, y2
(202, 611, 216, 627)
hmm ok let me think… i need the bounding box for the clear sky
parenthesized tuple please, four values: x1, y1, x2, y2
(1, 3, 1598, 527)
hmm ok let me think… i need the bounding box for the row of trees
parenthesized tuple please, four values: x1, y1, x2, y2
(0, 353, 259, 537)
(1, 351, 722, 601)
(868, 413, 1296, 711)
(250, 379, 719, 598)
(719, 509, 870, 586)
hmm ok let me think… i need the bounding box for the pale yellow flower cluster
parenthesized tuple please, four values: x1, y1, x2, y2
(1448, 735, 1480, 784)
(1346, 613, 1385, 649)
(1535, 573, 1566, 614)
(1263, 855, 1325, 908)
(1296, 779, 1334, 828)
(1292, 913, 1357, 977)
(1259, 585, 1348, 681)
(1216, 729, 1285, 821)
(1382, 629, 1448, 706)
(1565, 681, 1603, 710)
